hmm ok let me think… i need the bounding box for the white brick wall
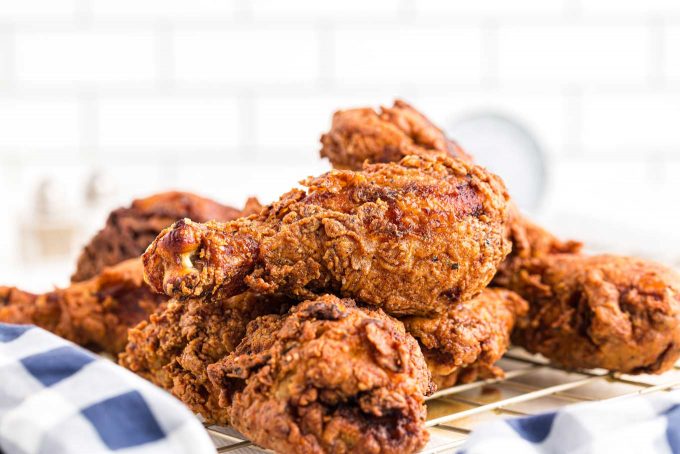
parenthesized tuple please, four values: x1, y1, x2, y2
(2, 0, 680, 278)
(334, 27, 484, 84)
(173, 29, 320, 84)
(498, 24, 650, 85)
(15, 29, 157, 84)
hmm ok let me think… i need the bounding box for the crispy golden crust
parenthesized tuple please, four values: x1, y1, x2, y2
(72, 192, 259, 282)
(144, 155, 510, 315)
(119, 293, 287, 425)
(207, 295, 432, 454)
(1, 259, 164, 354)
(493, 206, 582, 287)
(507, 255, 680, 373)
(320, 99, 471, 170)
(402, 288, 528, 388)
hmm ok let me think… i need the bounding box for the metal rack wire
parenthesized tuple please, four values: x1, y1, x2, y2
(205, 348, 680, 453)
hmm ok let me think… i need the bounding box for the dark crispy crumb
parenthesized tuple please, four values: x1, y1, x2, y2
(207, 295, 432, 454)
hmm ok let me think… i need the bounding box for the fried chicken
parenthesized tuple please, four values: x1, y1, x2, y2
(72, 191, 261, 282)
(493, 205, 582, 285)
(402, 288, 528, 388)
(505, 255, 680, 373)
(207, 295, 432, 454)
(1, 259, 164, 354)
(143, 155, 510, 316)
(119, 292, 287, 424)
(319, 100, 576, 262)
(320, 99, 471, 170)
(319, 100, 680, 375)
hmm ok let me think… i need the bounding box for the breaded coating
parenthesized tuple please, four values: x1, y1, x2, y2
(119, 293, 287, 425)
(144, 155, 510, 316)
(493, 206, 582, 287)
(402, 288, 528, 388)
(1, 259, 164, 354)
(72, 191, 260, 282)
(508, 255, 680, 373)
(207, 295, 432, 454)
(320, 99, 471, 170)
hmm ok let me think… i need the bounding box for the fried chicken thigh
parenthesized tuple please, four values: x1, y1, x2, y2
(73, 191, 260, 282)
(506, 255, 680, 373)
(207, 295, 432, 454)
(1, 259, 164, 354)
(143, 155, 510, 316)
(402, 288, 528, 388)
(119, 292, 287, 424)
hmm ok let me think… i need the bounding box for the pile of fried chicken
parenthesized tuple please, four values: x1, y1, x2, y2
(3, 101, 680, 454)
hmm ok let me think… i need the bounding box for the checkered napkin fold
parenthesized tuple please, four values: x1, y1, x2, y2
(461, 387, 680, 453)
(0, 323, 214, 454)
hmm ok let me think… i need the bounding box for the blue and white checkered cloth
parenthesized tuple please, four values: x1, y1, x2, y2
(0, 323, 214, 454)
(462, 388, 680, 453)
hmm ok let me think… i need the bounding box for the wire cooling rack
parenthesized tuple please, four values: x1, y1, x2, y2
(204, 348, 680, 453)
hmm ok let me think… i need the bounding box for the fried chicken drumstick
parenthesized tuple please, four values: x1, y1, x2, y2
(402, 288, 528, 388)
(1, 259, 164, 354)
(73, 191, 261, 282)
(321, 100, 680, 374)
(143, 155, 510, 316)
(206, 295, 432, 454)
(119, 292, 288, 424)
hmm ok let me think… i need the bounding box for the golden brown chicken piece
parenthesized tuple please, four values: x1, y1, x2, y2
(1, 259, 164, 354)
(493, 206, 582, 285)
(207, 295, 432, 454)
(320, 100, 574, 261)
(402, 288, 528, 389)
(506, 255, 680, 373)
(119, 293, 287, 424)
(320, 99, 472, 170)
(143, 155, 510, 316)
(72, 191, 261, 282)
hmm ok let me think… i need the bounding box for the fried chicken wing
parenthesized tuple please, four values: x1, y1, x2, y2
(206, 295, 432, 454)
(72, 191, 260, 282)
(402, 288, 527, 388)
(119, 292, 286, 424)
(143, 155, 510, 315)
(506, 255, 680, 373)
(1, 259, 164, 354)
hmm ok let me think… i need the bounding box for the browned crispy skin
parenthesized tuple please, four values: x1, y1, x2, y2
(1, 259, 164, 354)
(119, 293, 286, 424)
(72, 191, 260, 282)
(493, 206, 583, 285)
(320, 99, 472, 170)
(402, 288, 528, 388)
(207, 295, 432, 454)
(506, 255, 680, 373)
(143, 155, 510, 316)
